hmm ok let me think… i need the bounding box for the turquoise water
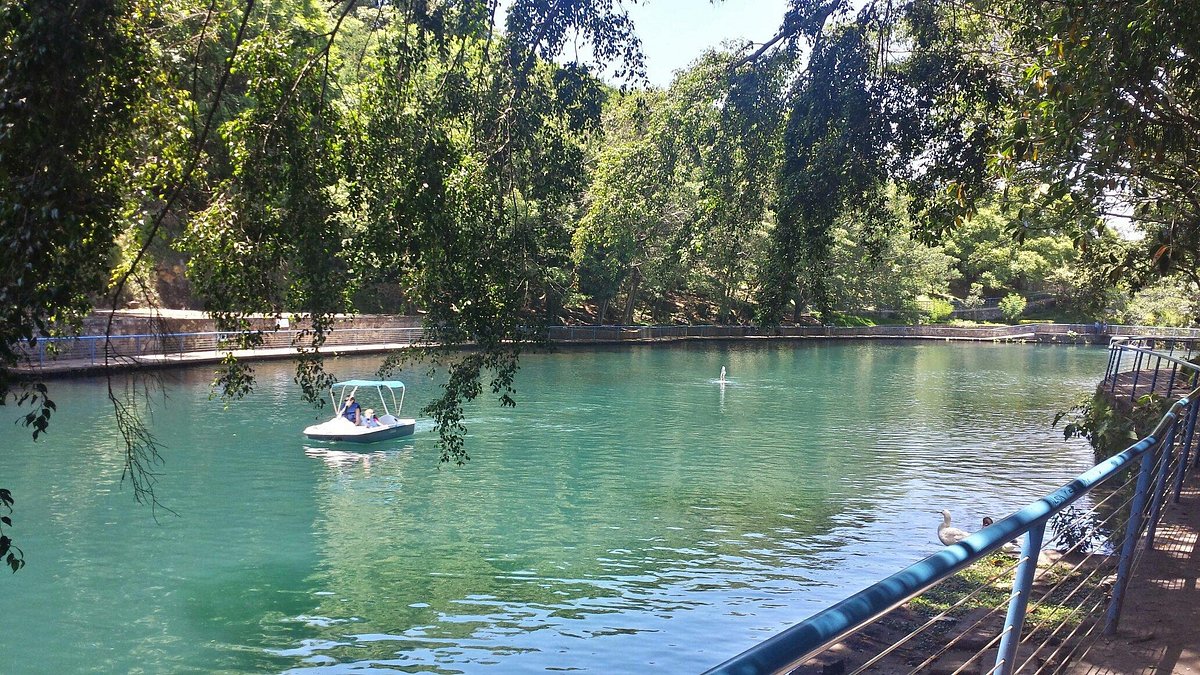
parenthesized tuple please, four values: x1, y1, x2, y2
(0, 341, 1107, 673)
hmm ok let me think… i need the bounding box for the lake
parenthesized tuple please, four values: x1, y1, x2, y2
(0, 340, 1107, 673)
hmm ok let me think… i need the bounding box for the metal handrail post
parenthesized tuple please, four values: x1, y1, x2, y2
(1110, 347, 1123, 393)
(1150, 355, 1162, 395)
(1168, 363, 1179, 397)
(1130, 350, 1145, 401)
(993, 523, 1046, 675)
(1104, 428, 1164, 635)
(1146, 419, 1178, 548)
(1173, 398, 1198, 502)
(1105, 342, 1117, 382)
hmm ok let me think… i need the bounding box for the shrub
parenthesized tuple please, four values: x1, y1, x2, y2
(1049, 505, 1112, 554)
(1053, 392, 1167, 460)
(999, 293, 1027, 323)
(925, 298, 954, 323)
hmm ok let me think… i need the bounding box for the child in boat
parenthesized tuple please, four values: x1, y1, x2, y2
(364, 409, 381, 428)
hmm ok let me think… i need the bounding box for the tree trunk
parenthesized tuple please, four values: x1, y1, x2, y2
(622, 269, 642, 325)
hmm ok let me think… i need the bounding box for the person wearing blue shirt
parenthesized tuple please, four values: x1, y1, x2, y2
(341, 395, 361, 424)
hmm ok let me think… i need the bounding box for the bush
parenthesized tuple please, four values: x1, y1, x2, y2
(999, 293, 1027, 323)
(1049, 505, 1111, 554)
(1053, 392, 1167, 460)
(925, 298, 954, 323)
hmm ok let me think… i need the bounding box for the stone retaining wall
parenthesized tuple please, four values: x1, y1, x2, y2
(13, 317, 1200, 376)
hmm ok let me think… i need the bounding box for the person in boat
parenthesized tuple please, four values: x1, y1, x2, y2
(364, 409, 381, 428)
(341, 395, 361, 425)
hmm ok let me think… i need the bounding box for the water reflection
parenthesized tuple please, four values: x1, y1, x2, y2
(304, 445, 415, 471)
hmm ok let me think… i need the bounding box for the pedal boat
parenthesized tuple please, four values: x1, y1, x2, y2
(303, 380, 416, 443)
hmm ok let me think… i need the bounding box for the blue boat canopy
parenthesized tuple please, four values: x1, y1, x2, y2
(334, 379, 406, 389)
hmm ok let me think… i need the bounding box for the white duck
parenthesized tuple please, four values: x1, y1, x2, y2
(937, 509, 970, 545)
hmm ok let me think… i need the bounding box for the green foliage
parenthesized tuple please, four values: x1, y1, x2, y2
(760, 22, 893, 323)
(1048, 505, 1109, 554)
(571, 206, 634, 323)
(0, 0, 167, 569)
(0, 488, 24, 573)
(744, 0, 1200, 319)
(825, 196, 960, 318)
(925, 299, 955, 323)
(572, 50, 788, 325)
(998, 293, 1027, 323)
(942, 204, 1077, 296)
(1121, 276, 1198, 327)
(341, 3, 640, 459)
(0, 0, 149, 399)
(1044, 231, 1135, 321)
(997, 0, 1200, 283)
(825, 312, 876, 327)
(1054, 392, 1167, 459)
(752, 0, 1013, 323)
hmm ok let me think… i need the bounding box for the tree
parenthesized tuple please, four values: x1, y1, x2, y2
(825, 199, 959, 317)
(996, 0, 1200, 284)
(674, 52, 789, 323)
(748, 1, 1009, 323)
(572, 90, 682, 324)
(0, 0, 153, 433)
(1, 0, 647, 568)
(342, 1, 638, 460)
(0, 0, 165, 570)
(942, 204, 1077, 296)
(571, 48, 789, 326)
(1121, 276, 1198, 327)
(740, 0, 1200, 318)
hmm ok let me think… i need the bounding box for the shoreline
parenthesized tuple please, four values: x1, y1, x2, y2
(11, 316, 1200, 381)
(4, 323, 1136, 381)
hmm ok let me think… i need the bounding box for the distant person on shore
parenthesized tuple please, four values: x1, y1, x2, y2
(341, 395, 361, 425)
(364, 409, 381, 428)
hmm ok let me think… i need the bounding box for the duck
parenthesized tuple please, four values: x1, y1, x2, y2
(937, 509, 970, 545)
(981, 516, 1021, 554)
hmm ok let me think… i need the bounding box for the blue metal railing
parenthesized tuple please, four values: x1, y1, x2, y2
(706, 341, 1200, 675)
(1104, 336, 1200, 405)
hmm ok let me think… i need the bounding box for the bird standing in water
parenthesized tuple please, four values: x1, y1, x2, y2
(938, 509, 970, 545)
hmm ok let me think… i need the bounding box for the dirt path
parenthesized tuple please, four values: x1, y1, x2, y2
(1065, 477, 1200, 675)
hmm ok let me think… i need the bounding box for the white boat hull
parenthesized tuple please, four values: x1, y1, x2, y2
(303, 417, 416, 443)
